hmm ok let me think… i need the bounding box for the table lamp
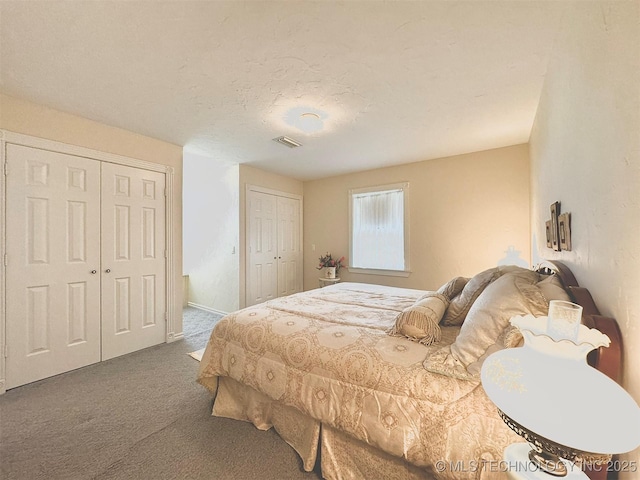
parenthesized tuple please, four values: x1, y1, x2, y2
(481, 313, 640, 478)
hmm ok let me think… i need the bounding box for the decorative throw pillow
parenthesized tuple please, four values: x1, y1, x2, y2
(423, 267, 574, 380)
(449, 269, 546, 366)
(500, 274, 572, 348)
(440, 267, 501, 326)
(425, 269, 550, 380)
(440, 265, 534, 326)
(436, 276, 469, 301)
(537, 274, 571, 303)
(388, 292, 448, 345)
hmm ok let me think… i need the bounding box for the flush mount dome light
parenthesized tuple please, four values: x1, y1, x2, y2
(299, 112, 323, 132)
(283, 107, 327, 133)
(272, 136, 302, 148)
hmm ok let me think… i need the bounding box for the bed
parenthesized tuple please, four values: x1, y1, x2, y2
(197, 261, 622, 480)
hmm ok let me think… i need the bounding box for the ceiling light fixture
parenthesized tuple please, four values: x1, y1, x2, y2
(301, 112, 320, 120)
(273, 136, 302, 148)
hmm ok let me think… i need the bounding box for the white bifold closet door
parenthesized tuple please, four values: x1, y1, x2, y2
(246, 189, 302, 307)
(5, 145, 102, 388)
(5, 145, 166, 389)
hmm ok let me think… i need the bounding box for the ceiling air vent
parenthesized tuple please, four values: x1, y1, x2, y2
(273, 136, 302, 148)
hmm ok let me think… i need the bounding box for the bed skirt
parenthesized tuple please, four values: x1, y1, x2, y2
(212, 376, 436, 479)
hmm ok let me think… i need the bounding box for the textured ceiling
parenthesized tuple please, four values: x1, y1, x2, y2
(0, 1, 566, 180)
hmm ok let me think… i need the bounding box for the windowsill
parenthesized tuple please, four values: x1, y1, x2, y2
(347, 267, 411, 277)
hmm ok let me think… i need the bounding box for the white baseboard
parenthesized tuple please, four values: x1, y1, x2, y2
(167, 332, 184, 342)
(187, 302, 228, 316)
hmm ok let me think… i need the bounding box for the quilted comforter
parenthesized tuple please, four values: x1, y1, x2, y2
(197, 283, 519, 478)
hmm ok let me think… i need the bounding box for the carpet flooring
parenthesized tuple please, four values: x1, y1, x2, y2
(0, 308, 322, 480)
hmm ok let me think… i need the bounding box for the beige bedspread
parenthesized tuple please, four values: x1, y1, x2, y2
(197, 283, 519, 478)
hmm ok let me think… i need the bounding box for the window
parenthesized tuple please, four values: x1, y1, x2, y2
(349, 182, 410, 276)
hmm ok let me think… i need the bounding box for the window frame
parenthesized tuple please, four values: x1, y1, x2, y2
(348, 182, 411, 277)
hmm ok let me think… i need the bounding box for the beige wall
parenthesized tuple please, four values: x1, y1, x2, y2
(0, 93, 185, 334)
(529, 2, 639, 473)
(303, 144, 530, 292)
(238, 164, 304, 307)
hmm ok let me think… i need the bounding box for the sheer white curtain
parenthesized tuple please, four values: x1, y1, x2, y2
(351, 189, 405, 270)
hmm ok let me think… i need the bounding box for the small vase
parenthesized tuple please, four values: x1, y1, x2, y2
(326, 267, 336, 279)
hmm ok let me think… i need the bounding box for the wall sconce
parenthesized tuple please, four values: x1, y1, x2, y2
(481, 315, 640, 478)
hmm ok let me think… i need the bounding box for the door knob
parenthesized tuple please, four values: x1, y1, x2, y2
(90, 270, 97, 274)
(105, 269, 111, 273)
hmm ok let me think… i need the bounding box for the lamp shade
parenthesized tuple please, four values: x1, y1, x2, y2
(481, 315, 640, 456)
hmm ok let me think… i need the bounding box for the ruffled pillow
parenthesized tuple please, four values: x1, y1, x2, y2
(388, 292, 448, 345)
(424, 270, 574, 380)
(440, 266, 536, 326)
(498, 274, 572, 348)
(450, 269, 546, 366)
(425, 269, 551, 380)
(436, 276, 469, 301)
(537, 274, 571, 303)
(440, 268, 501, 326)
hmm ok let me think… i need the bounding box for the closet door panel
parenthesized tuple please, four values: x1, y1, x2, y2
(276, 196, 302, 297)
(247, 191, 278, 306)
(101, 163, 166, 360)
(5, 145, 101, 389)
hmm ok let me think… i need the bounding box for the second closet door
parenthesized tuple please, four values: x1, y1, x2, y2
(100, 162, 166, 360)
(246, 189, 302, 307)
